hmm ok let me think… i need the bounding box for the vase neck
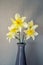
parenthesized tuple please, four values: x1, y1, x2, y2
(17, 42, 26, 47)
(17, 43, 26, 51)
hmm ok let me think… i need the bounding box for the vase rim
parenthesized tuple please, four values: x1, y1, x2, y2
(17, 42, 26, 45)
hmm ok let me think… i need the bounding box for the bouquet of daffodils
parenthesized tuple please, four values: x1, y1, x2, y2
(6, 13, 38, 43)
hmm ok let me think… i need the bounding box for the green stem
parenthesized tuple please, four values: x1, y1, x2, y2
(15, 32, 21, 43)
(19, 32, 21, 43)
(15, 36, 20, 40)
(22, 32, 27, 43)
(22, 32, 24, 42)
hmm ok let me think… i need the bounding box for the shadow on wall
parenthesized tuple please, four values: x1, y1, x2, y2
(25, 40, 40, 65)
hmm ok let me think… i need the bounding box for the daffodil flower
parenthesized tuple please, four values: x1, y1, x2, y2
(24, 28, 38, 40)
(11, 13, 28, 32)
(24, 21, 38, 40)
(6, 32, 15, 42)
(6, 27, 19, 42)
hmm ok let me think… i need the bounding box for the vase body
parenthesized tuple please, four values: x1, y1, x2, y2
(15, 43, 27, 65)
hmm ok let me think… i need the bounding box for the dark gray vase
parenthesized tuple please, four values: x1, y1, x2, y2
(15, 42, 27, 65)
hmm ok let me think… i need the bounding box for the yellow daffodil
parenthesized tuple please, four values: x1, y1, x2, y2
(28, 20, 38, 29)
(24, 28, 38, 40)
(11, 13, 28, 32)
(6, 32, 15, 42)
(24, 21, 38, 40)
(6, 27, 19, 42)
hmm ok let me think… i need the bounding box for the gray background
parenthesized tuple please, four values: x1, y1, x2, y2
(0, 0, 43, 65)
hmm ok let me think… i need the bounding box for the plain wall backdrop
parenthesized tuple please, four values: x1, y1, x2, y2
(0, 0, 43, 65)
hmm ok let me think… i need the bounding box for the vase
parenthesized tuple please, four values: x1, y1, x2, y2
(15, 42, 27, 65)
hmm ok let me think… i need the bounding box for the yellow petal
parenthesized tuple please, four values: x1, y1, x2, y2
(15, 13, 20, 20)
(28, 20, 34, 27)
(22, 17, 26, 22)
(17, 27, 22, 32)
(6, 32, 13, 37)
(23, 22, 28, 28)
(10, 18, 16, 24)
(31, 35, 35, 40)
(26, 36, 30, 40)
(32, 25, 38, 29)
(34, 32, 38, 36)
(8, 24, 16, 31)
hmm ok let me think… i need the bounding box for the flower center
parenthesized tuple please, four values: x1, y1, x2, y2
(16, 18, 23, 27)
(27, 29, 35, 36)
